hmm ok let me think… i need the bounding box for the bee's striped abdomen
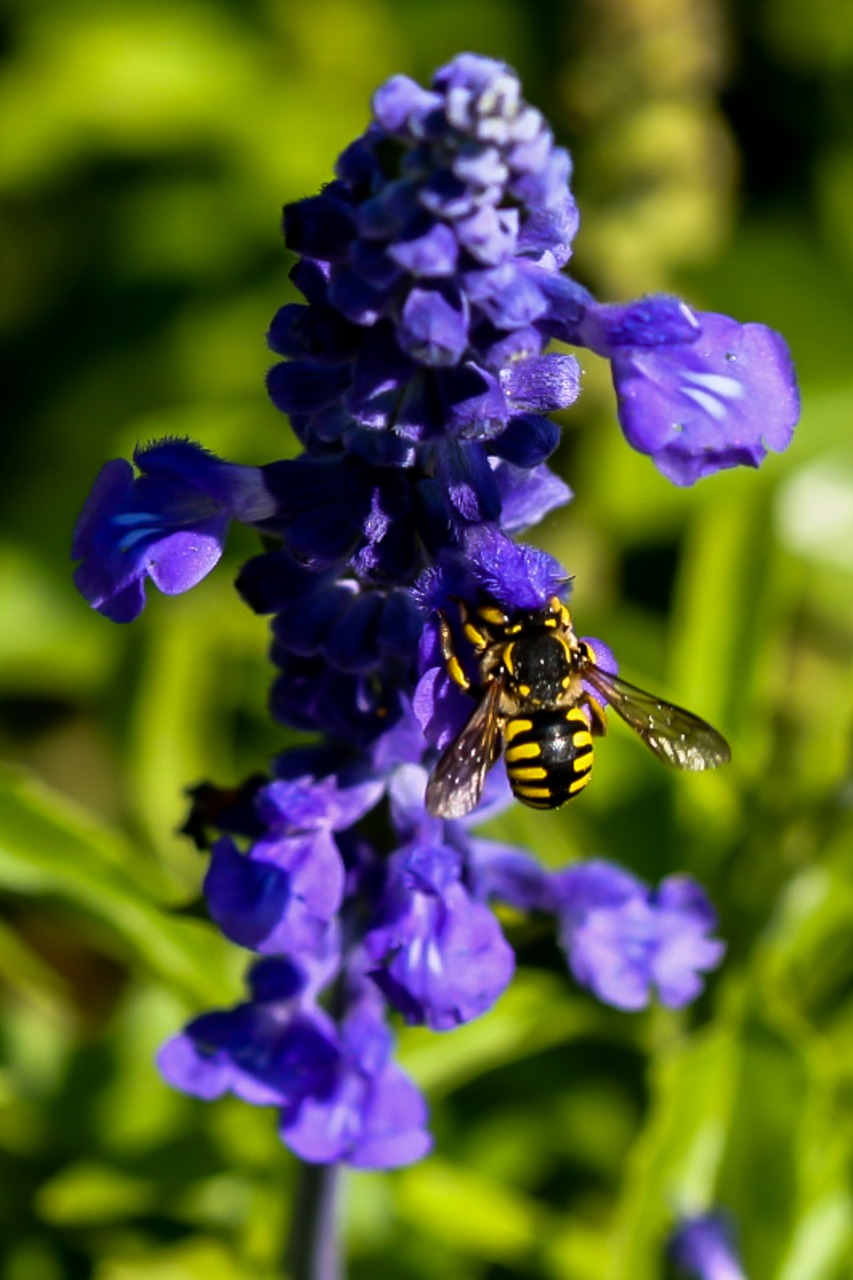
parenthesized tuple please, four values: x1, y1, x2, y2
(504, 709, 594, 809)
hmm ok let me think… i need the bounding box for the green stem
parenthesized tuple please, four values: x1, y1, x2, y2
(287, 1160, 343, 1280)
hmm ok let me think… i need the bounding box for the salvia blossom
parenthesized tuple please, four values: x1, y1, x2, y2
(72, 440, 278, 623)
(73, 54, 799, 1169)
(551, 862, 725, 1011)
(668, 1211, 749, 1280)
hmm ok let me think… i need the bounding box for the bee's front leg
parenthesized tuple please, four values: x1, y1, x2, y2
(438, 611, 473, 694)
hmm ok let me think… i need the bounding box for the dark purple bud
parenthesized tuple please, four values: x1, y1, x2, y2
(283, 193, 357, 263)
(442, 362, 509, 439)
(487, 415, 561, 467)
(434, 440, 502, 524)
(464, 262, 549, 329)
(267, 303, 361, 362)
(517, 192, 579, 267)
(455, 206, 519, 266)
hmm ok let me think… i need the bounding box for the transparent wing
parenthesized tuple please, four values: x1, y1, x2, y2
(581, 664, 731, 771)
(425, 681, 502, 819)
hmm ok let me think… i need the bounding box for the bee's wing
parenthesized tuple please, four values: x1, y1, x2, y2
(425, 681, 503, 819)
(581, 665, 731, 771)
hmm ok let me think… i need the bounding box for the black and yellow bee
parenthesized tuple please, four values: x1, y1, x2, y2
(425, 594, 731, 819)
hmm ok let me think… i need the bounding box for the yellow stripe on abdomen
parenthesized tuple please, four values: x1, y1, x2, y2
(568, 773, 592, 794)
(512, 785, 553, 801)
(505, 742, 541, 762)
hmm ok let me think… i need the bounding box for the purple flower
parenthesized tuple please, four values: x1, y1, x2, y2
(364, 765, 515, 1029)
(197, 751, 399, 958)
(366, 866, 515, 1030)
(204, 830, 345, 957)
(72, 440, 277, 621)
(551, 861, 725, 1010)
(576, 297, 799, 485)
(669, 1212, 748, 1280)
(157, 961, 340, 1107)
(257, 764, 385, 836)
(158, 956, 429, 1169)
(413, 527, 568, 643)
(493, 459, 572, 533)
(462, 524, 569, 610)
(464, 836, 554, 912)
(280, 997, 431, 1168)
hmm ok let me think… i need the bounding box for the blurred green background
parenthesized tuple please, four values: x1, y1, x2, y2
(2, 0, 853, 1276)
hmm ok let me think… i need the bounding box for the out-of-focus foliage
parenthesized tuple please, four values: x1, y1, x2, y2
(2, 0, 853, 1277)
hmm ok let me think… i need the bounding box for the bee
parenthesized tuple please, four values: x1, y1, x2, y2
(425, 595, 731, 819)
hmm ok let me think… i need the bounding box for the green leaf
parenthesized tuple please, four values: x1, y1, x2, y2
(610, 1018, 739, 1280)
(36, 1162, 155, 1225)
(0, 765, 236, 1005)
(399, 971, 617, 1096)
(396, 1157, 548, 1263)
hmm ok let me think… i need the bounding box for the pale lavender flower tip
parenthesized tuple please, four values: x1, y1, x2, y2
(669, 1211, 748, 1280)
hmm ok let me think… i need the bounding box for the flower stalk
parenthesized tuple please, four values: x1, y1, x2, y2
(287, 1160, 343, 1280)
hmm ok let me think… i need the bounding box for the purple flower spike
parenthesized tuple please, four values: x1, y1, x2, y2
(669, 1211, 748, 1280)
(590, 303, 799, 485)
(74, 53, 795, 1183)
(72, 440, 277, 621)
(551, 861, 724, 1010)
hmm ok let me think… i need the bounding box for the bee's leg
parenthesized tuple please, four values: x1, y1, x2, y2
(438, 612, 473, 693)
(458, 600, 492, 655)
(584, 694, 608, 737)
